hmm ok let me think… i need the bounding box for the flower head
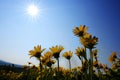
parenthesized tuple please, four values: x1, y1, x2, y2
(103, 64, 108, 70)
(50, 45, 64, 59)
(42, 52, 51, 60)
(108, 52, 117, 63)
(63, 51, 73, 60)
(102, 64, 109, 73)
(93, 61, 98, 68)
(98, 63, 103, 69)
(111, 64, 118, 69)
(80, 33, 98, 49)
(92, 49, 98, 58)
(73, 25, 88, 37)
(46, 60, 56, 67)
(75, 47, 86, 59)
(29, 45, 45, 58)
(43, 51, 53, 60)
(41, 51, 54, 66)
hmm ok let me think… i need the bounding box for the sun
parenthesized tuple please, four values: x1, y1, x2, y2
(27, 4, 39, 17)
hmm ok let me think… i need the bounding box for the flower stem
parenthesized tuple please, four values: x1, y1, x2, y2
(69, 59, 71, 70)
(39, 58, 42, 80)
(57, 58, 59, 72)
(90, 49, 93, 80)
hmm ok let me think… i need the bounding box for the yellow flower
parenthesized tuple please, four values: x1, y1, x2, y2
(46, 60, 56, 67)
(92, 49, 98, 57)
(29, 45, 45, 58)
(108, 52, 117, 63)
(80, 33, 98, 49)
(98, 63, 103, 69)
(50, 45, 64, 59)
(43, 51, 53, 60)
(73, 25, 88, 37)
(75, 47, 86, 58)
(111, 64, 117, 69)
(42, 51, 53, 65)
(103, 64, 108, 70)
(93, 61, 98, 68)
(63, 51, 73, 60)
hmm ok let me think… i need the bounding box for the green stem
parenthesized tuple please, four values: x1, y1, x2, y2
(90, 49, 93, 80)
(39, 58, 42, 80)
(84, 47, 87, 60)
(69, 59, 71, 70)
(84, 47, 88, 80)
(98, 69, 102, 80)
(78, 56, 82, 66)
(57, 58, 59, 72)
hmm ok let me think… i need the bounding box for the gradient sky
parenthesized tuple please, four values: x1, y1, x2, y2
(0, 0, 120, 68)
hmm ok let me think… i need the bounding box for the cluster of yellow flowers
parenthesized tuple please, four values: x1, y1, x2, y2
(1, 25, 120, 80)
(29, 45, 65, 73)
(73, 25, 98, 49)
(26, 25, 120, 80)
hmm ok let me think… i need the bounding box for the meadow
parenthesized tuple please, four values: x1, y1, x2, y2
(0, 25, 120, 80)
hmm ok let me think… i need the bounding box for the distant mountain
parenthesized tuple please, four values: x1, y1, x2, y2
(0, 60, 22, 67)
(0, 60, 9, 64)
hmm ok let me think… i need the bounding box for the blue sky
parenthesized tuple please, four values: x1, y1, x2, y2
(0, 0, 120, 68)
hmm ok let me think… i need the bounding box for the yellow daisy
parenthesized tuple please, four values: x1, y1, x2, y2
(93, 61, 98, 68)
(75, 47, 86, 58)
(29, 45, 45, 58)
(73, 25, 88, 37)
(42, 51, 53, 65)
(80, 33, 98, 49)
(92, 49, 98, 57)
(63, 51, 73, 60)
(108, 52, 117, 63)
(50, 45, 64, 59)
